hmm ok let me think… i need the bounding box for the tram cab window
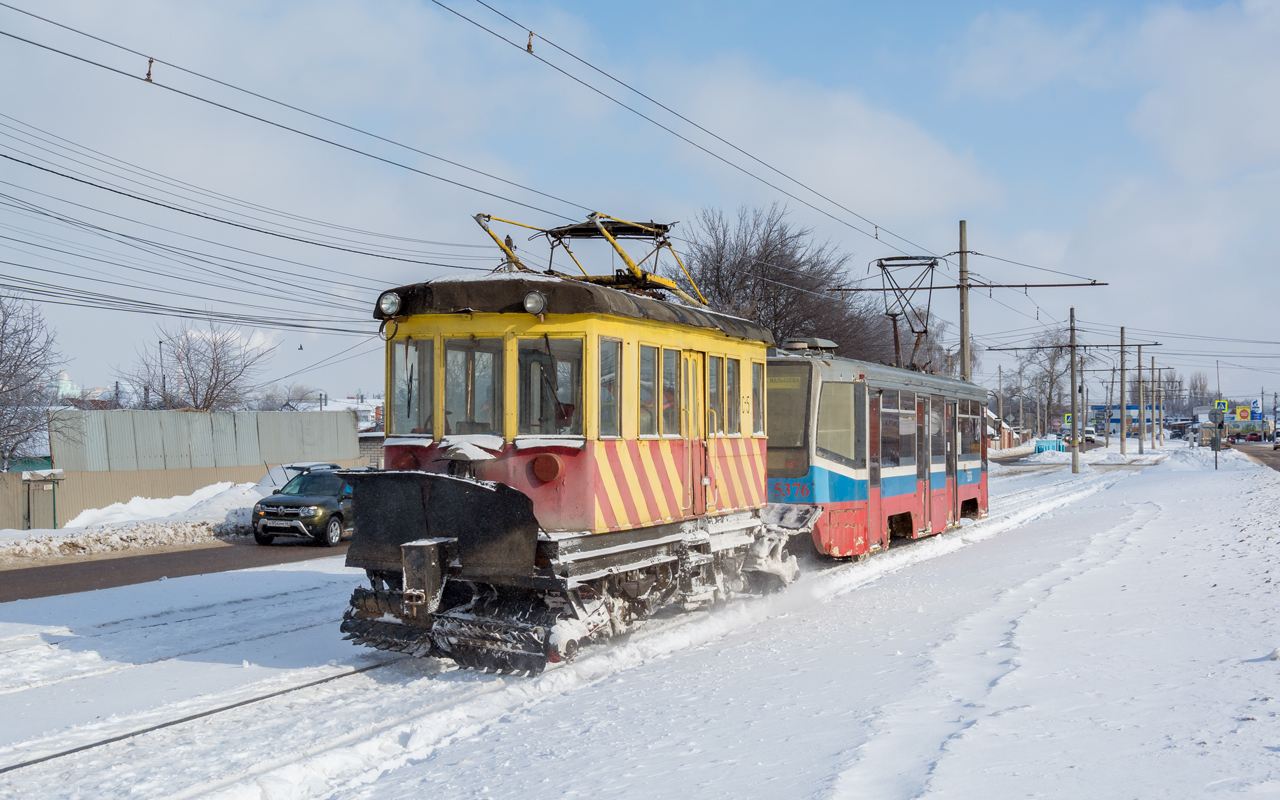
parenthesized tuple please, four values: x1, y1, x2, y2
(726, 359, 741, 434)
(662, 349, 680, 435)
(389, 338, 434, 436)
(751, 362, 765, 436)
(639, 345, 658, 436)
(599, 338, 621, 438)
(765, 362, 811, 478)
(709, 356, 724, 434)
(517, 338, 582, 436)
(445, 338, 504, 436)
(880, 389, 900, 468)
(816, 382, 857, 467)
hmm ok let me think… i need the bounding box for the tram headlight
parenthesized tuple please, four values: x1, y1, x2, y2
(523, 290, 547, 316)
(378, 291, 402, 317)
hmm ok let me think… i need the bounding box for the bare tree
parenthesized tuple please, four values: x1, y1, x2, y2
(0, 294, 63, 470)
(1016, 327, 1081, 426)
(1187, 371, 1211, 408)
(252, 382, 321, 411)
(117, 320, 274, 411)
(668, 204, 895, 363)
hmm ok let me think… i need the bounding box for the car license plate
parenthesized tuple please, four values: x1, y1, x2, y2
(267, 521, 293, 528)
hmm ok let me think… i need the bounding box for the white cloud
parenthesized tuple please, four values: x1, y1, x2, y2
(946, 10, 1111, 100)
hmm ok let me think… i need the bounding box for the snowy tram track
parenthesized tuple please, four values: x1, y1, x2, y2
(0, 465, 1132, 799)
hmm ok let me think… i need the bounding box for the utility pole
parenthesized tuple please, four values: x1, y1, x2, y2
(1137, 344, 1144, 456)
(1106, 365, 1114, 449)
(1019, 371, 1024, 445)
(998, 365, 1004, 443)
(1070, 308, 1079, 474)
(1150, 356, 1156, 450)
(1120, 327, 1127, 456)
(959, 221, 971, 383)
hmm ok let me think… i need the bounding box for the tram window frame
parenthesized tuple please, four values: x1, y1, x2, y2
(854, 383, 867, 470)
(930, 394, 946, 465)
(639, 344, 659, 437)
(726, 358, 741, 435)
(816, 381, 857, 467)
(898, 390, 916, 468)
(388, 336, 434, 436)
(880, 389, 900, 469)
(444, 337, 504, 437)
(751, 361, 765, 436)
(708, 355, 725, 435)
(516, 337, 583, 436)
(959, 397, 982, 462)
(661, 349, 680, 436)
(599, 337, 622, 439)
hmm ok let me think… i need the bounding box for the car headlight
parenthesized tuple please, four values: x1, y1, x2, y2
(378, 291, 402, 316)
(298, 506, 322, 517)
(254, 507, 265, 516)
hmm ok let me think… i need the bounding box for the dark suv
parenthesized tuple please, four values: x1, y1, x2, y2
(253, 470, 354, 547)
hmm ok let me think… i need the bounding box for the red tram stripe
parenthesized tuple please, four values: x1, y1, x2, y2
(605, 441, 644, 527)
(626, 440, 661, 523)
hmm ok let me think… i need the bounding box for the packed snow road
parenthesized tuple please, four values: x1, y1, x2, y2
(3, 442, 1280, 799)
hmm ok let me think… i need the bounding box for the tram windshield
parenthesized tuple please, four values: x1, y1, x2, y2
(445, 338, 504, 435)
(389, 338, 434, 436)
(766, 362, 812, 477)
(517, 338, 583, 435)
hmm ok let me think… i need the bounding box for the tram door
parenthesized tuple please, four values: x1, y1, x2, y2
(916, 395, 929, 534)
(682, 352, 707, 517)
(945, 400, 959, 524)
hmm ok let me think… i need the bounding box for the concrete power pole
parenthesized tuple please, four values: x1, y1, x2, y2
(1106, 365, 1114, 449)
(1137, 344, 1144, 456)
(1070, 308, 1079, 474)
(998, 365, 1003, 445)
(1120, 327, 1127, 457)
(1151, 356, 1157, 450)
(1019, 371, 1024, 445)
(959, 221, 971, 383)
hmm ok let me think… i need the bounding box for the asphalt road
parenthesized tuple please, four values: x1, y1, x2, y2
(1231, 441, 1280, 471)
(0, 537, 352, 604)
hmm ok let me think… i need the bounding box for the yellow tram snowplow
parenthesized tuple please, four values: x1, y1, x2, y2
(339, 214, 816, 673)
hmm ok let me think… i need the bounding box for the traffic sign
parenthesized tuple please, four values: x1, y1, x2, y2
(1215, 400, 1229, 412)
(1064, 413, 1072, 425)
(1238, 406, 1251, 421)
(1210, 410, 1224, 424)
(1051, 419, 1062, 430)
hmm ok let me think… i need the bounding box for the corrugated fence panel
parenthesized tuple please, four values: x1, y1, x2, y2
(104, 411, 138, 471)
(233, 412, 261, 467)
(160, 413, 192, 470)
(188, 414, 215, 469)
(82, 412, 110, 472)
(49, 410, 88, 472)
(133, 412, 166, 471)
(0, 473, 25, 530)
(211, 414, 238, 468)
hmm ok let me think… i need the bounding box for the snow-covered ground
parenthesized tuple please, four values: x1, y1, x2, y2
(2, 440, 1279, 798)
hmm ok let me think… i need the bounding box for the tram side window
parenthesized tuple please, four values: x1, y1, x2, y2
(898, 390, 916, 468)
(662, 349, 680, 435)
(726, 358, 741, 434)
(389, 338, 433, 436)
(816, 382, 857, 467)
(599, 338, 621, 438)
(959, 398, 982, 460)
(517, 338, 582, 436)
(880, 389, 900, 468)
(445, 338, 504, 436)
(752, 362, 765, 435)
(709, 356, 725, 434)
(930, 394, 945, 464)
(639, 345, 658, 436)
(765, 363, 811, 478)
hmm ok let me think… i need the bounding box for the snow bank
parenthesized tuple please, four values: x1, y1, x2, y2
(0, 481, 270, 566)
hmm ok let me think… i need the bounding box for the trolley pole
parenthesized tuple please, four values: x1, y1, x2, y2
(1070, 308, 1079, 474)
(1120, 327, 1127, 456)
(959, 221, 971, 383)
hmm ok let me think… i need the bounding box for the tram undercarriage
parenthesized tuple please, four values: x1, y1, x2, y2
(339, 470, 816, 674)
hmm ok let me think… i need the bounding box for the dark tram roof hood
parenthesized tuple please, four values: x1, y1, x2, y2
(375, 273, 775, 345)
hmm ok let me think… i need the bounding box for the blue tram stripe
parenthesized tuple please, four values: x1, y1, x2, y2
(880, 473, 917, 499)
(768, 465, 868, 504)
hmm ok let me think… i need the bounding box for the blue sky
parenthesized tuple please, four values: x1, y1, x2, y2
(0, 0, 1277, 402)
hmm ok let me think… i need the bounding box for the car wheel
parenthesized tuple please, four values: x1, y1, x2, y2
(320, 516, 342, 547)
(254, 531, 274, 546)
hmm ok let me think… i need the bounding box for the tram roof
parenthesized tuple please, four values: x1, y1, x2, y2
(769, 350, 987, 399)
(375, 272, 775, 345)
